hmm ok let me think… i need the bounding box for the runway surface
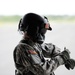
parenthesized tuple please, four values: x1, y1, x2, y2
(0, 23, 75, 75)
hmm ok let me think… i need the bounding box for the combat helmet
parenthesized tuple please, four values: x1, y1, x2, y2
(18, 13, 52, 44)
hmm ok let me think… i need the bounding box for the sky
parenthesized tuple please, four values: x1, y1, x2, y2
(0, 0, 75, 16)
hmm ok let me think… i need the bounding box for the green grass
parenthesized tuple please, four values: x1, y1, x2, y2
(0, 15, 21, 23)
(0, 15, 75, 25)
(47, 15, 75, 23)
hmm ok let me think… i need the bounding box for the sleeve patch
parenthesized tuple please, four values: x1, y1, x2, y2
(28, 50, 37, 54)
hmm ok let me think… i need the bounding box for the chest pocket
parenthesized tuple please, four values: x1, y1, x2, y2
(28, 50, 42, 65)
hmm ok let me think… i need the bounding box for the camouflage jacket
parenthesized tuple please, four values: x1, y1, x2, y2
(13, 39, 64, 75)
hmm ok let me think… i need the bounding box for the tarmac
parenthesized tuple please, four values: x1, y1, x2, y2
(0, 23, 75, 75)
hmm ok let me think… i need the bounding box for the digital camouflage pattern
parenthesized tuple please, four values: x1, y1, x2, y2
(13, 38, 64, 75)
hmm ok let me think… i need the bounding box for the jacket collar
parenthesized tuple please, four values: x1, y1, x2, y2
(20, 38, 36, 47)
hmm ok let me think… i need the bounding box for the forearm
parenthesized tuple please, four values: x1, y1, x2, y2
(41, 55, 64, 75)
(41, 43, 61, 58)
(50, 55, 64, 72)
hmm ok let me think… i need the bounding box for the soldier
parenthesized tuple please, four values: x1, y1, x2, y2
(13, 13, 75, 75)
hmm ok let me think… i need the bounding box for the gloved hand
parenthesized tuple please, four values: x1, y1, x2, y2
(60, 47, 70, 62)
(65, 58, 75, 70)
(60, 47, 75, 70)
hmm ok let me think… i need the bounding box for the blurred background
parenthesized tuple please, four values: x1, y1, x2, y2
(0, 0, 75, 75)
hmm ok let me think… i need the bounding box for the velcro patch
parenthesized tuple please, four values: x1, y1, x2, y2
(28, 50, 37, 54)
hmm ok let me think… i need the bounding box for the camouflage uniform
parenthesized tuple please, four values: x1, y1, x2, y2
(13, 38, 64, 75)
(13, 13, 75, 75)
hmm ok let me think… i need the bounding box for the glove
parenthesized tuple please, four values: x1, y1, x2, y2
(65, 58, 75, 70)
(60, 47, 75, 70)
(60, 47, 70, 62)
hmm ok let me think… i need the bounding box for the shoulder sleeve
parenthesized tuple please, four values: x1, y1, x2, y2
(41, 43, 61, 58)
(13, 44, 31, 74)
